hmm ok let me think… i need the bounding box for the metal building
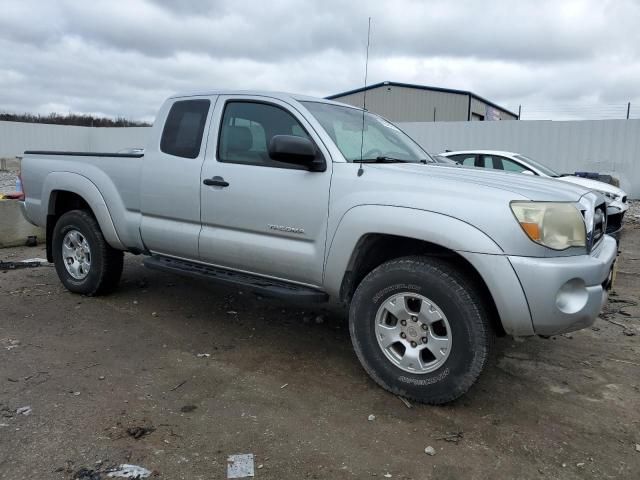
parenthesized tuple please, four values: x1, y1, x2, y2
(326, 81, 518, 122)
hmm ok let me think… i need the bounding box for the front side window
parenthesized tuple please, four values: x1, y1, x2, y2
(160, 99, 210, 158)
(218, 101, 311, 168)
(301, 101, 429, 163)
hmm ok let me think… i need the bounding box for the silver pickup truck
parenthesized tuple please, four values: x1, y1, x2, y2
(21, 90, 617, 404)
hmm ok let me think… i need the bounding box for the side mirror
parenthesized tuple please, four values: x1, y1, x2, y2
(268, 135, 325, 171)
(521, 170, 535, 175)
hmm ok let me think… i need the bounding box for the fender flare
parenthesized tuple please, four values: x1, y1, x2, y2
(43, 172, 124, 249)
(323, 204, 503, 297)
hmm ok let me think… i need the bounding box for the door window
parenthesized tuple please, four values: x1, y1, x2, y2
(501, 157, 532, 173)
(160, 99, 210, 159)
(450, 154, 477, 166)
(481, 155, 501, 169)
(218, 101, 312, 169)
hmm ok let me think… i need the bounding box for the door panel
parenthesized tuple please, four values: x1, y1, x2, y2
(198, 95, 332, 286)
(140, 96, 217, 259)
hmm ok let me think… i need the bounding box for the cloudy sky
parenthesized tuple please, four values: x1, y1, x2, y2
(1, 0, 640, 122)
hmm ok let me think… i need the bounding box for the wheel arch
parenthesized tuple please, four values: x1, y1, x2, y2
(324, 206, 507, 336)
(44, 173, 124, 261)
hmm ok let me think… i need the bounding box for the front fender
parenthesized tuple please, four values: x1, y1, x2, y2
(322, 205, 503, 297)
(42, 172, 124, 249)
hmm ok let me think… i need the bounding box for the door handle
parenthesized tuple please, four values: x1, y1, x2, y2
(203, 176, 229, 187)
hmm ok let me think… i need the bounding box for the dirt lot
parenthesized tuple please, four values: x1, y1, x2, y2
(1, 224, 639, 479)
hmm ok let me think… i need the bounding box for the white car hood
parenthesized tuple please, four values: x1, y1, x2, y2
(558, 176, 628, 211)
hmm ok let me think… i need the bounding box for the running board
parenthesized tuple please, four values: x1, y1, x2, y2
(143, 255, 328, 303)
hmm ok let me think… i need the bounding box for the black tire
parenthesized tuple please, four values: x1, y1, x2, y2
(349, 256, 493, 405)
(52, 209, 124, 296)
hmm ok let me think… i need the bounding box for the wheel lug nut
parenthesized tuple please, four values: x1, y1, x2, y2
(400, 332, 406, 339)
(421, 324, 427, 330)
(410, 341, 417, 348)
(400, 320, 407, 326)
(411, 316, 418, 322)
(421, 337, 428, 344)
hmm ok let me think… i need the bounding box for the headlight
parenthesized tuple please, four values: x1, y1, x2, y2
(510, 201, 586, 250)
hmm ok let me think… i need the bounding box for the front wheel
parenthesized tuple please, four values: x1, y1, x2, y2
(52, 210, 124, 296)
(349, 256, 493, 405)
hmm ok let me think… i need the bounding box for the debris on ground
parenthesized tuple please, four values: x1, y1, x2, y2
(424, 446, 436, 456)
(21, 257, 48, 264)
(227, 310, 238, 315)
(180, 405, 197, 413)
(314, 314, 325, 324)
(397, 396, 412, 408)
(435, 430, 464, 443)
(126, 425, 155, 440)
(196, 353, 210, 358)
(635, 443, 640, 453)
(106, 464, 152, 478)
(73, 467, 102, 480)
(16, 406, 32, 416)
(169, 380, 187, 391)
(280, 383, 288, 389)
(0, 260, 42, 270)
(5, 339, 21, 350)
(227, 453, 255, 478)
(367, 414, 376, 421)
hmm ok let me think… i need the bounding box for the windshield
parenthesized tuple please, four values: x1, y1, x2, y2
(514, 154, 560, 177)
(301, 101, 431, 163)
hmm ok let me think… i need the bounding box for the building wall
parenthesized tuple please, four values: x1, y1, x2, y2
(331, 85, 470, 122)
(399, 119, 640, 198)
(0, 121, 150, 158)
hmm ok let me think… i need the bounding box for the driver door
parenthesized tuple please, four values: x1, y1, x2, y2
(198, 95, 333, 286)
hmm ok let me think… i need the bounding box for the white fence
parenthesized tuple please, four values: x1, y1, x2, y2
(0, 121, 150, 157)
(399, 119, 640, 198)
(2, 118, 639, 198)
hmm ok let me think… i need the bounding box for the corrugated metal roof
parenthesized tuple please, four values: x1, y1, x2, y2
(326, 81, 518, 118)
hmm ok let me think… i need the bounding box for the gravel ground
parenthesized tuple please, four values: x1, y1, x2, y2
(627, 200, 640, 226)
(0, 225, 639, 479)
(0, 158, 19, 195)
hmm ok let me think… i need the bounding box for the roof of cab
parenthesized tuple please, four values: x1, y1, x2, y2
(168, 90, 358, 108)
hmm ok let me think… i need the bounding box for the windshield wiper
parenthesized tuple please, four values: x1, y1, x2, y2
(353, 156, 412, 163)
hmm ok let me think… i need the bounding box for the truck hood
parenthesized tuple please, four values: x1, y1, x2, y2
(378, 163, 591, 202)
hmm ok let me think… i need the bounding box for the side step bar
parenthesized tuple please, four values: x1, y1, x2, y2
(143, 255, 329, 303)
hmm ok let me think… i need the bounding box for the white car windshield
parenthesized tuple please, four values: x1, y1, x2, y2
(301, 101, 431, 163)
(514, 154, 561, 177)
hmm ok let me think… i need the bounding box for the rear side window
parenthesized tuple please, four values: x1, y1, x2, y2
(450, 154, 476, 166)
(161, 99, 210, 158)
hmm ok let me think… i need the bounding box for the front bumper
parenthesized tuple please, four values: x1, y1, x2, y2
(508, 235, 617, 336)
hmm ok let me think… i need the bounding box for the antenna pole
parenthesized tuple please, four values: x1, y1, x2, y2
(357, 17, 372, 177)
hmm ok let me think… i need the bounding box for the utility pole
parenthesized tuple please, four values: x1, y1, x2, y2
(518, 105, 522, 120)
(433, 107, 436, 122)
(627, 102, 631, 119)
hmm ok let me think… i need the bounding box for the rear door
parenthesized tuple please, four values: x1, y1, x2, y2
(139, 96, 216, 259)
(198, 95, 332, 286)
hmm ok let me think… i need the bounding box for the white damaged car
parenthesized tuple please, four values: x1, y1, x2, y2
(440, 150, 629, 239)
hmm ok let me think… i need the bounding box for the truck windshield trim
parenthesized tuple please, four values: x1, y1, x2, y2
(301, 101, 431, 163)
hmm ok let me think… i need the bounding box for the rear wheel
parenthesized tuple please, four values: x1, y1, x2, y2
(52, 210, 123, 296)
(349, 256, 493, 404)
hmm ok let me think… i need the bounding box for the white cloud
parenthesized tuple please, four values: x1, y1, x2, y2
(1, 0, 639, 121)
